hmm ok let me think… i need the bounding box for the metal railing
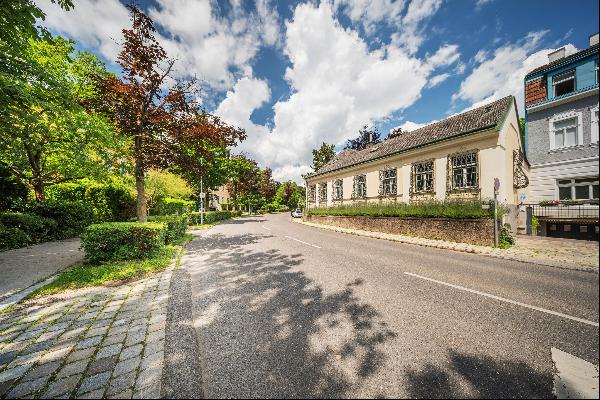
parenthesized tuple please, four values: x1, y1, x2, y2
(526, 203, 599, 220)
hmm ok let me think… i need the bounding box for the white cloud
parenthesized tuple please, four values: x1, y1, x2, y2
(427, 73, 450, 88)
(452, 31, 577, 115)
(334, 0, 407, 33)
(392, 0, 444, 54)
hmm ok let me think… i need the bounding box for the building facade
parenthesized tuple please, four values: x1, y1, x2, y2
(524, 33, 599, 240)
(305, 96, 528, 230)
(208, 185, 232, 211)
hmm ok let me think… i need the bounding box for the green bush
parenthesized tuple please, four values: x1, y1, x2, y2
(306, 200, 500, 219)
(148, 215, 188, 244)
(0, 212, 57, 244)
(47, 179, 136, 222)
(28, 200, 94, 239)
(153, 197, 195, 216)
(188, 210, 238, 225)
(0, 225, 31, 251)
(81, 222, 166, 262)
(498, 223, 515, 249)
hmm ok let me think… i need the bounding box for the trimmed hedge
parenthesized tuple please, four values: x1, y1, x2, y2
(81, 222, 166, 262)
(153, 197, 195, 216)
(306, 201, 500, 219)
(0, 212, 57, 249)
(188, 210, 240, 225)
(28, 200, 94, 239)
(148, 215, 188, 244)
(0, 225, 32, 251)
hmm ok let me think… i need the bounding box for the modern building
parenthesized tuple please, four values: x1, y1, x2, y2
(524, 33, 599, 240)
(305, 95, 529, 231)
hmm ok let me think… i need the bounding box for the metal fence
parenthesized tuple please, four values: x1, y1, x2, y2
(526, 203, 599, 220)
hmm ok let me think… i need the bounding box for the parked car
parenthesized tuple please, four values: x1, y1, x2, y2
(291, 208, 303, 218)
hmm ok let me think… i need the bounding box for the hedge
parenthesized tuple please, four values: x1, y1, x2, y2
(0, 225, 31, 251)
(28, 200, 95, 239)
(147, 215, 188, 244)
(188, 210, 240, 225)
(0, 212, 57, 249)
(153, 197, 195, 216)
(306, 200, 501, 219)
(81, 222, 166, 262)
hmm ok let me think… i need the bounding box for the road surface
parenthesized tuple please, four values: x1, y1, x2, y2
(180, 213, 599, 398)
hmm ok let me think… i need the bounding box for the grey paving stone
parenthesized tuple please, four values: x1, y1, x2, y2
(134, 367, 161, 391)
(59, 327, 85, 342)
(22, 360, 61, 381)
(77, 371, 111, 395)
(91, 318, 113, 328)
(0, 332, 20, 343)
(108, 325, 129, 336)
(140, 351, 163, 372)
(43, 374, 81, 398)
(108, 388, 133, 399)
(113, 357, 140, 377)
(46, 322, 72, 332)
(133, 382, 161, 399)
(0, 364, 30, 384)
(103, 333, 126, 347)
(14, 328, 44, 342)
(67, 347, 96, 363)
(77, 335, 103, 350)
(8, 349, 45, 368)
(142, 340, 163, 357)
(6, 375, 48, 398)
(0, 351, 18, 366)
(0, 380, 15, 398)
(125, 331, 145, 347)
(38, 345, 72, 363)
(147, 321, 165, 334)
(106, 371, 137, 397)
(21, 339, 54, 355)
(76, 387, 106, 399)
(120, 344, 143, 361)
(0, 341, 29, 355)
(85, 326, 109, 339)
(87, 356, 117, 375)
(145, 330, 163, 344)
(35, 330, 62, 343)
(96, 343, 123, 359)
(56, 359, 89, 379)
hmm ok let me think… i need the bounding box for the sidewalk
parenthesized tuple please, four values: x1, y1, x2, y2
(0, 239, 84, 302)
(0, 268, 172, 399)
(295, 219, 599, 272)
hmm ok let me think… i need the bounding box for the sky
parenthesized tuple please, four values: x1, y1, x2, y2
(36, 0, 599, 183)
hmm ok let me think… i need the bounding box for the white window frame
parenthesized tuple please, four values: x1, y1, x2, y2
(548, 111, 583, 150)
(450, 152, 478, 190)
(354, 174, 367, 198)
(552, 69, 576, 97)
(591, 105, 599, 144)
(556, 177, 599, 200)
(333, 179, 343, 200)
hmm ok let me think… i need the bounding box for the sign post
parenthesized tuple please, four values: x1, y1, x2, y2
(493, 178, 500, 247)
(199, 192, 205, 225)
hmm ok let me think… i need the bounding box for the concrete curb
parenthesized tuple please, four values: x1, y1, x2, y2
(295, 219, 599, 274)
(0, 274, 60, 313)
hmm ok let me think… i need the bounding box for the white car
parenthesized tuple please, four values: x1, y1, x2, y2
(291, 208, 303, 218)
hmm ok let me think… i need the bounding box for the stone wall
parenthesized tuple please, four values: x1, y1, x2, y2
(305, 215, 495, 246)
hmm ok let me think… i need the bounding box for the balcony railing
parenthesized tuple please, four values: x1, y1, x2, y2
(526, 202, 599, 220)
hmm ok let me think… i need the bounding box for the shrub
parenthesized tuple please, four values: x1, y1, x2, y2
(0, 225, 30, 251)
(188, 210, 238, 225)
(0, 212, 57, 244)
(0, 164, 30, 212)
(498, 223, 515, 249)
(81, 222, 166, 262)
(148, 215, 188, 244)
(28, 200, 94, 239)
(306, 200, 499, 219)
(153, 197, 195, 216)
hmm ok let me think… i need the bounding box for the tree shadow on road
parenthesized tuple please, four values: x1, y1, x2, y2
(404, 349, 553, 398)
(186, 232, 397, 398)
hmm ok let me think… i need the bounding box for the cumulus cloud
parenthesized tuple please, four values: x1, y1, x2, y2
(333, 0, 406, 33)
(427, 73, 450, 88)
(453, 30, 577, 115)
(392, 0, 444, 54)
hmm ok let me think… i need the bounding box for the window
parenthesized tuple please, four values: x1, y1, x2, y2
(595, 59, 599, 85)
(557, 177, 599, 200)
(592, 105, 599, 144)
(451, 152, 478, 189)
(353, 174, 367, 198)
(318, 183, 327, 202)
(308, 184, 316, 202)
(549, 112, 582, 150)
(333, 179, 343, 200)
(552, 69, 575, 97)
(412, 161, 434, 193)
(379, 168, 397, 196)
(580, 225, 588, 233)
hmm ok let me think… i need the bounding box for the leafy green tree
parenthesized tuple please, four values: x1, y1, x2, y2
(312, 142, 336, 172)
(276, 181, 305, 209)
(225, 155, 260, 210)
(519, 117, 526, 146)
(0, 37, 116, 200)
(344, 125, 381, 150)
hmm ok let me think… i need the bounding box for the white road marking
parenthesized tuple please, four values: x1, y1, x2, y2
(261, 225, 271, 231)
(284, 235, 322, 249)
(552, 347, 599, 399)
(404, 272, 599, 327)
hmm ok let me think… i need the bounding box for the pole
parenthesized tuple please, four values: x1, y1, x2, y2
(493, 192, 498, 247)
(200, 158, 204, 226)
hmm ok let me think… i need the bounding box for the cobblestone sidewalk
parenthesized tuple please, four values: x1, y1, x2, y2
(296, 219, 599, 272)
(0, 269, 172, 399)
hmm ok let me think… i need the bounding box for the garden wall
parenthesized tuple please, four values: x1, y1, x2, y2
(304, 215, 495, 246)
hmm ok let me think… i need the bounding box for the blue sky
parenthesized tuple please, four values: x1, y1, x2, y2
(37, 0, 599, 183)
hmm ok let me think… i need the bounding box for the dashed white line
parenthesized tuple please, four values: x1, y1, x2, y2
(284, 235, 322, 249)
(260, 225, 271, 231)
(404, 272, 599, 327)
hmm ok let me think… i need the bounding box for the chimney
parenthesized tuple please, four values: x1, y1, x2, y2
(590, 32, 599, 47)
(548, 47, 566, 63)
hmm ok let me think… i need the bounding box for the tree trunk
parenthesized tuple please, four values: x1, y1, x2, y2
(33, 178, 45, 202)
(134, 134, 147, 222)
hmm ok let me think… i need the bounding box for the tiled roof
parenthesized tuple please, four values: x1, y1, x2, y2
(308, 95, 514, 178)
(525, 44, 599, 79)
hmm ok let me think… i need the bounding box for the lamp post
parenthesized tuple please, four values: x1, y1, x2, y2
(200, 157, 204, 225)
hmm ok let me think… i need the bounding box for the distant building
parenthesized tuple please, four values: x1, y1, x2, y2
(208, 185, 232, 211)
(524, 33, 599, 240)
(305, 96, 528, 231)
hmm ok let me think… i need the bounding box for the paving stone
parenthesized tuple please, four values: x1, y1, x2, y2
(56, 359, 89, 379)
(6, 375, 48, 398)
(0, 351, 18, 367)
(0, 341, 29, 355)
(77, 387, 106, 399)
(133, 381, 161, 399)
(0, 380, 15, 398)
(85, 326, 109, 339)
(22, 360, 61, 381)
(108, 325, 129, 336)
(108, 388, 133, 399)
(14, 328, 44, 342)
(60, 327, 86, 342)
(103, 333, 126, 346)
(125, 331, 145, 347)
(8, 349, 46, 368)
(21, 339, 54, 355)
(106, 371, 137, 396)
(113, 357, 140, 377)
(145, 330, 163, 344)
(67, 347, 96, 363)
(96, 343, 123, 359)
(142, 340, 163, 357)
(46, 322, 72, 332)
(38, 346, 72, 363)
(134, 367, 161, 391)
(120, 344, 143, 361)
(0, 364, 30, 384)
(87, 356, 117, 375)
(43, 374, 81, 398)
(77, 335, 103, 350)
(35, 330, 62, 343)
(91, 318, 113, 329)
(0, 332, 20, 343)
(77, 371, 111, 395)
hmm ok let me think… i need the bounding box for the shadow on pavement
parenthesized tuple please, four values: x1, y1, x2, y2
(187, 232, 397, 398)
(404, 349, 553, 398)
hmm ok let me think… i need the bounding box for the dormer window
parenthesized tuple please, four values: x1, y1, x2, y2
(553, 69, 575, 97)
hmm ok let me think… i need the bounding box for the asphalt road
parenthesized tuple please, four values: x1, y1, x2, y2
(181, 213, 599, 398)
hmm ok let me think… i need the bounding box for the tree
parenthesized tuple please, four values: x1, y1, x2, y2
(226, 155, 260, 210)
(311, 142, 336, 172)
(258, 168, 277, 202)
(519, 117, 526, 146)
(344, 125, 381, 150)
(0, 37, 116, 200)
(276, 181, 305, 209)
(387, 127, 403, 139)
(96, 6, 245, 221)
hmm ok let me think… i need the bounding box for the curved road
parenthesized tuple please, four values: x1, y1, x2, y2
(180, 213, 599, 398)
